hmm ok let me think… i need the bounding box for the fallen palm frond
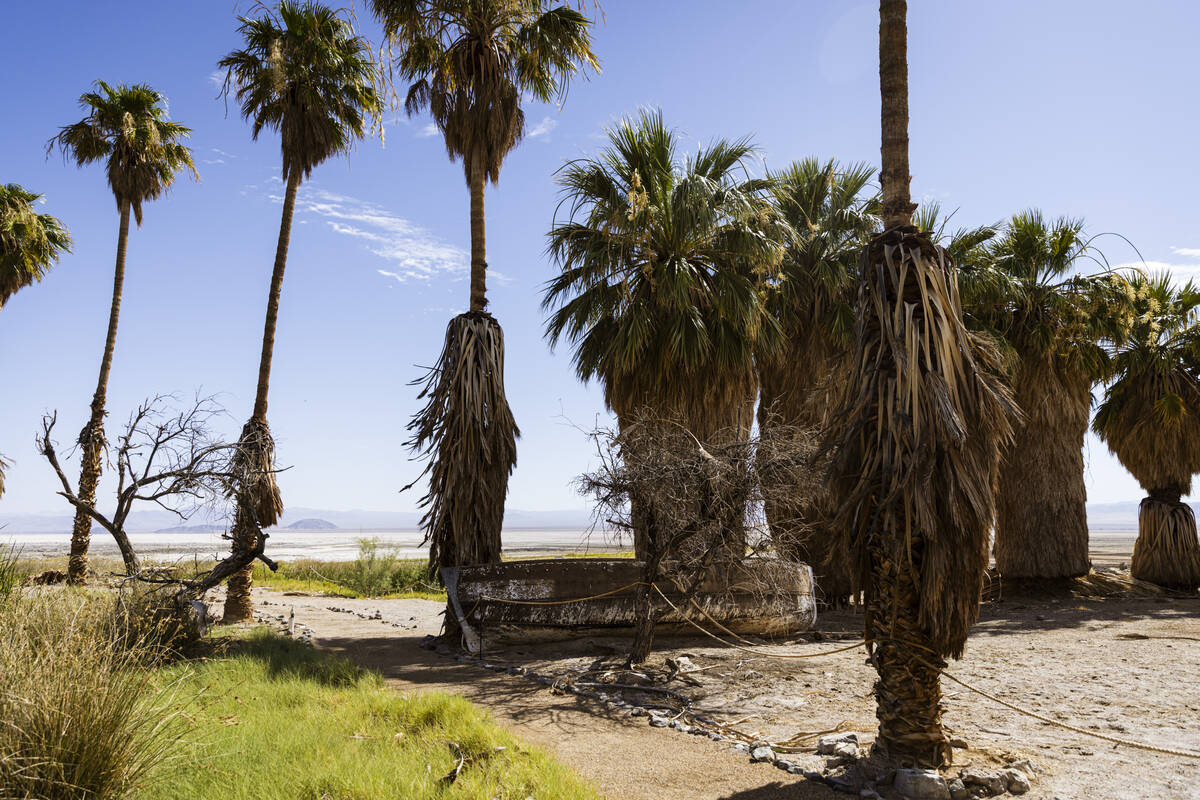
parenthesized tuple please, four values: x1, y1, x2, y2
(825, 226, 1016, 766)
(408, 312, 518, 574)
(1132, 497, 1200, 591)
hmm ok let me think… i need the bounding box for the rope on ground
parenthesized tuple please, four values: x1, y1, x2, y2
(651, 585, 868, 659)
(940, 671, 1200, 760)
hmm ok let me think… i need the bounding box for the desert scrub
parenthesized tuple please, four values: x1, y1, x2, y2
(0, 589, 185, 800)
(137, 629, 600, 800)
(252, 539, 442, 599)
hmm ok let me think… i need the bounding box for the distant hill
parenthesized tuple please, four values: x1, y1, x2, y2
(156, 523, 227, 534)
(286, 518, 338, 531)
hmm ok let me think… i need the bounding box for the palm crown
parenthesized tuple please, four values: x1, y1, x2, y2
(219, 1, 382, 182)
(49, 81, 196, 226)
(763, 158, 879, 356)
(1094, 272, 1200, 494)
(963, 209, 1129, 378)
(543, 109, 783, 420)
(373, 0, 598, 184)
(0, 183, 71, 305)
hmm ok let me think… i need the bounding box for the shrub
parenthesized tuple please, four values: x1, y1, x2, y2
(0, 590, 184, 799)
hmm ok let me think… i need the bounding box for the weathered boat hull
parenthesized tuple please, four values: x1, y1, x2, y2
(443, 558, 815, 651)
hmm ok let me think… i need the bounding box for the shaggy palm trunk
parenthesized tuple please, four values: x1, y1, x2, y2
(758, 334, 853, 604)
(67, 203, 131, 584)
(222, 171, 298, 623)
(994, 361, 1091, 580)
(1132, 489, 1200, 591)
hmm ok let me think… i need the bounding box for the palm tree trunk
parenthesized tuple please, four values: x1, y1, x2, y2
(994, 360, 1091, 580)
(223, 170, 300, 622)
(67, 202, 131, 584)
(1131, 490, 1200, 591)
(468, 164, 487, 312)
(879, 0, 915, 229)
(868, 0, 949, 768)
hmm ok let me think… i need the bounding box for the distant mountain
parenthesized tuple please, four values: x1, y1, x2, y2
(1086, 501, 1140, 530)
(286, 518, 337, 531)
(156, 523, 228, 534)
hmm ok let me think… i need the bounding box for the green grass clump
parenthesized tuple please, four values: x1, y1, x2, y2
(0, 589, 185, 800)
(252, 539, 443, 600)
(138, 629, 600, 800)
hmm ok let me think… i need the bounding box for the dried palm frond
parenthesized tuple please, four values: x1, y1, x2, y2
(0, 453, 8, 499)
(828, 227, 1017, 655)
(409, 312, 518, 574)
(825, 226, 1016, 767)
(1132, 497, 1200, 591)
(229, 416, 283, 530)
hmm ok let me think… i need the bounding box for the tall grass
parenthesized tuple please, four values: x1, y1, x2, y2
(0, 590, 185, 799)
(0, 543, 20, 596)
(252, 538, 441, 599)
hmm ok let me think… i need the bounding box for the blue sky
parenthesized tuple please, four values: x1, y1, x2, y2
(2, 0, 1199, 516)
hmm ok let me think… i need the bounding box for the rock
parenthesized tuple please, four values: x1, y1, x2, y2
(1000, 768, 1031, 795)
(1006, 759, 1038, 777)
(893, 769, 950, 800)
(947, 778, 969, 800)
(860, 791, 882, 800)
(708, 733, 724, 742)
(774, 758, 794, 771)
(732, 742, 751, 754)
(668, 719, 692, 733)
(629, 706, 647, 717)
(959, 768, 1005, 796)
(649, 716, 668, 728)
(750, 745, 776, 763)
(817, 732, 860, 755)
(833, 741, 860, 760)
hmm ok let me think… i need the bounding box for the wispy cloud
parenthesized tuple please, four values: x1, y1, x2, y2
(1113, 260, 1200, 282)
(527, 116, 558, 139)
(418, 123, 439, 138)
(286, 188, 469, 283)
(207, 70, 225, 91)
(1171, 246, 1200, 258)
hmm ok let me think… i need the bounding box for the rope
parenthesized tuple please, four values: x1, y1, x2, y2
(941, 671, 1200, 760)
(477, 581, 650, 606)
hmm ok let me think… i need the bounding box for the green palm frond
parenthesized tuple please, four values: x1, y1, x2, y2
(220, 1, 382, 181)
(542, 108, 779, 422)
(373, 0, 598, 183)
(0, 184, 71, 305)
(49, 81, 197, 225)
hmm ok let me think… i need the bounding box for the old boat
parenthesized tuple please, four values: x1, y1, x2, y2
(442, 557, 815, 652)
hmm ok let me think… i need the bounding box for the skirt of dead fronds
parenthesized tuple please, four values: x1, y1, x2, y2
(1132, 496, 1200, 591)
(994, 361, 1092, 579)
(408, 312, 518, 575)
(825, 226, 1017, 660)
(229, 416, 283, 530)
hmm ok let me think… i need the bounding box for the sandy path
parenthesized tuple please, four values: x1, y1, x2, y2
(241, 587, 839, 800)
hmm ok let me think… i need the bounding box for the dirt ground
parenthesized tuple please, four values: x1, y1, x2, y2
(224, 543, 1200, 800)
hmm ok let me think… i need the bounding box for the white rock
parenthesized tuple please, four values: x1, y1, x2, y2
(893, 769, 950, 800)
(750, 745, 776, 763)
(817, 732, 860, 755)
(1000, 768, 1031, 795)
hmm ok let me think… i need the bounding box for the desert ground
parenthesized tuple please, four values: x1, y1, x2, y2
(215, 539, 1200, 800)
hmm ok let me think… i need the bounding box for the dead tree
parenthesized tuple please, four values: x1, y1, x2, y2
(37, 395, 279, 599)
(579, 410, 820, 664)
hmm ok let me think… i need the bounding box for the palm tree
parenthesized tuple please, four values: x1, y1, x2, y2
(757, 158, 878, 604)
(218, 0, 381, 621)
(372, 0, 597, 581)
(544, 109, 784, 558)
(1094, 273, 1200, 591)
(49, 82, 196, 584)
(0, 183, 72, 497)
(825, 0, 1015, 768)
(964, 211, 1126, 581)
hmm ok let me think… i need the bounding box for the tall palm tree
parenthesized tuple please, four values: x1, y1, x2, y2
(825, 0, 1015, 768)
(544, 109, 784, 558)
(1095, 273, 1200, 591)
(0, 183, 72, 497)
(49, 82, 196, 584)
(964, 211, 1126, 580)
(218, 0, 381, 621)
(757, 158, 878, 604)
(372, 0, 597, 580)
